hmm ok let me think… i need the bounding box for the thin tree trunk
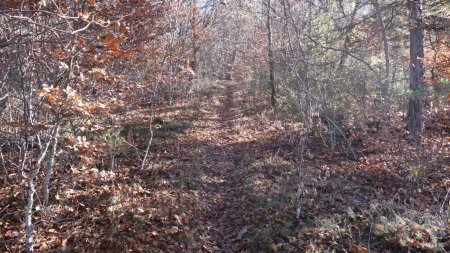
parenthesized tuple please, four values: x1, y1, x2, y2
(42, 124, 60, 206)
(18, 147, 28, 201)
(406, 0, 425, 134)
(24, 126, 57, 253)
(190, 0, 199, 74)
(224, 49, 236, 80)
(373, 0, 391, 98)
(266, 0, 276, 107)
(25, 177, 35, 253)
(141, 112, 154, 171)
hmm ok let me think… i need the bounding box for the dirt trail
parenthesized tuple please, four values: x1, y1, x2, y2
(182, 82, 262, 252)
(156, 79, 282, 252)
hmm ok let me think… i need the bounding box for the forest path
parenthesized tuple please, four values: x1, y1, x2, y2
(188, 82, 256, 252)
(145, 80, 299, 252)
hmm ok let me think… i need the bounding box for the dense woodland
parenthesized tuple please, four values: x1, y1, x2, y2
(0, 0, 448, 252)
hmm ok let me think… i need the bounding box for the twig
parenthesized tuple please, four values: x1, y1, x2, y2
(140, 110, 154, 171)
(323, 116, 357, 160)
(34, 217, 74, 225)
(295, 131, 307, 221)
(440, 188, 449, 215)
(0, 148, 8, 184)
(368, 223, 373, 253)
(0, 204, 10, 216)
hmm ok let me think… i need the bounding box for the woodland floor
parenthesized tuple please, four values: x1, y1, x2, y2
(1, 81, 449, 252)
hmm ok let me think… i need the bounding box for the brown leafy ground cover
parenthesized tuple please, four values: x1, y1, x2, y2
(0, 81, 449, 252)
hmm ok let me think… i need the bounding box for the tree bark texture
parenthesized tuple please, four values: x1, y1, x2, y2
(407, 0, 425, 134)
(266, 0, 276, 107)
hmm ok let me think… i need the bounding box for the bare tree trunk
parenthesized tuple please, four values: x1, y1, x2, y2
(266, 0, 276, 107)
(141, 111, 154, 171)
(42, 124, 60, 206)
(24, 126, 58, 253)
(373, 0, 390, 98)
(18, 147, 28, 201)
(407, 0, 425, 134)
(190, 0, 199, 74)
(224, 49, 236, 80)
(25, 176, 35, 253)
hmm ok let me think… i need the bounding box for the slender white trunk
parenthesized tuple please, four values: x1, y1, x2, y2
(25, 178, 35, 253)
(23, 126, 57, 252)
(43, 124, 60, 206)
(18, 148, 28, 201)
(141, 113, 154, 171)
